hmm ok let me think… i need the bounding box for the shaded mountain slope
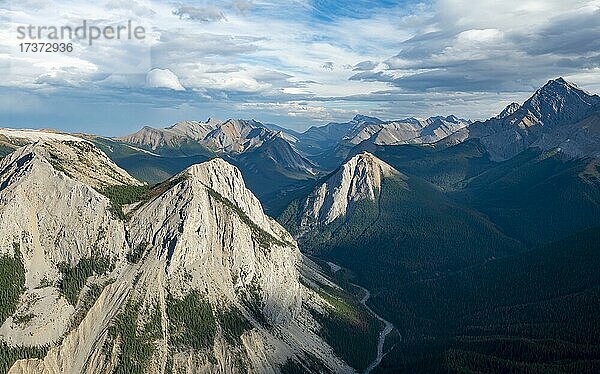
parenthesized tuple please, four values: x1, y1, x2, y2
(374, 226, 600, 373)
(0, 139, 380, 374)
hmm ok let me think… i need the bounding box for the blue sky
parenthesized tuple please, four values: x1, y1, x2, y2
(1, 0, 599, 135)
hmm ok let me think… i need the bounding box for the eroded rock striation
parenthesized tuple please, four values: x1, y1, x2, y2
(0, 138, 354, 374)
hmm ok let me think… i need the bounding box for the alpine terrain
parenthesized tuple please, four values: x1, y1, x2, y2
(0, 78, 599, 374)
(0, 134, 381, 373)
(279, 78, 600, 372)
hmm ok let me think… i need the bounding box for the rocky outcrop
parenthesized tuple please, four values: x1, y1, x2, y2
(345, 115, 470, 146)
(0, 138, 354, 373)
(300, 152, 404, 226)
(467, 78, 600, 160)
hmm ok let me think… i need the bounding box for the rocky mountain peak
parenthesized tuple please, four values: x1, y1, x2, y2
(116, 125, 187, 149)
(518, 77, 600, 127)
(1, 142, 352, 373)
(352, 114, 384, 124)
(2, 138, 142, 189)
(167, 119, 219, 140)
(181, 157, 271, 223)
(497, 102, 521, 119)
(425, 115, 470, 129)
(300, 152, 403, 226)
(128, 157, 299, 314)
(466, 78, 600, 161)
(201, 119, 276, 154)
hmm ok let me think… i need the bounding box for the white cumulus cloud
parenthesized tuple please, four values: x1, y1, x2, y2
(146, 68, 185, 91)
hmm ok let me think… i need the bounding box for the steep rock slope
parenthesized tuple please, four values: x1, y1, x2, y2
(280, 152, 522, 283)
(0, 141, 135, 349)
(0, 140, 356, 373)
(168, 119, 221, 141)
(0, 132, 141, 188)
(344, 115, 470, 146)
(299, 152, 403, 226)
(467, 78, 600, 160)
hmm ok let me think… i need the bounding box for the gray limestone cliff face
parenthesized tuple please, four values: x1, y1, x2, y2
(0, 139, 353, 374)
(300, 152, 405, 227)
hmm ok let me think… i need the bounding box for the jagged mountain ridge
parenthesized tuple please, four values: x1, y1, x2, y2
(108, 120, 320, 215)
(299, 152, 404, 226)
(0, 139, 358, 373)
(116, 119, 219, 150)
(343, 115, 471, 146)
(465, 78, 600, 160)
(117, 118, 292, 156)
(300, 78, 600, 163)
(297, 114, 470, 155)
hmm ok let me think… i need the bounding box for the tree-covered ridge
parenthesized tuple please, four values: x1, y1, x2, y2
(97, 174, 188, 220)
(459, 149, 600, 247)
(374, 226, 600, 372)
(0, 243, 25, 325)
(107, 301, 162, 374)
(285, 175, 523, 288)
(57, 256, 113, 306)
(357, 141, 600, 248)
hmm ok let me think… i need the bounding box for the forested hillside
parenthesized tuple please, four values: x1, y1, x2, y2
(374, 226, 600, 373)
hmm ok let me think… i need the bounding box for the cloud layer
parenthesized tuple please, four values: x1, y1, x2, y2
(1, 0, 599, 134)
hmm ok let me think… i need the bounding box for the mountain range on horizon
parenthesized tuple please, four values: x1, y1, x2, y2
(2, 77, 598, 209)
(91, 77, 600, 172)
(0, 77, 599, 373)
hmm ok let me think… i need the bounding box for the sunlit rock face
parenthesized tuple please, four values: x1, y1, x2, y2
(300, 152, 405, 226)
(0, 138, 353, 374)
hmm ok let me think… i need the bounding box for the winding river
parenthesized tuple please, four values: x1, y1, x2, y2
(326, 262, 396, 374)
